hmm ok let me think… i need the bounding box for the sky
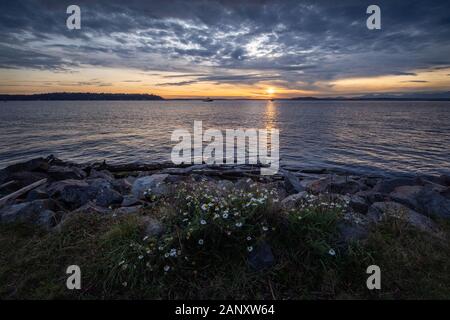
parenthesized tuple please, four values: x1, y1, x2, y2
(0, 0, 449, 99)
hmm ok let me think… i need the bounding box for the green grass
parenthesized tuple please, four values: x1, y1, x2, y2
(1, 181, 450, 299)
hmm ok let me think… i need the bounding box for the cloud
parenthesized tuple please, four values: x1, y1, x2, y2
(0, 0, 450, 90)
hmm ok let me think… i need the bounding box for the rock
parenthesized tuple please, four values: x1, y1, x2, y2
(141, 216, 164, 238)
(25, 187, 49, 201)
(349, 195, 369, 214)
(217, 179, 234, 191)
(131, 174, 170, 199)
(71, 201, 112, 215)
(389, 185, 423, 210)
(280, 191, 307, 210)
(0, 157, 49, 183)
(283, 171, 305, 194)
(121, 195, 141, 207)
(47, 165, 86, 181)
(387, 185, 450, 219)
(373, 178, 418, 194)
(48, 179, 91, 209)
(6, 171, 48, 190)
(337, 212, 369, 244)
(248, 242, 275, 271)
(415, 186, 450, 219)
(0, 199, 62, 229)
(88, 178, 123, 207)
(115, 206, 142, 215)
(355, 190, 385, 204)
(48, 178, 122, 209)
(234, 178, 255, 191)
(89, 169, 114, 181)
(367, 202, 441, 236)
(308, 175, 362, 195)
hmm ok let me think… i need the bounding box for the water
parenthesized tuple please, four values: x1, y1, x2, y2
(0, 100, 449, 176)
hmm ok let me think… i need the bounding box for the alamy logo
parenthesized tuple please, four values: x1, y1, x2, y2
(171, 121, 279, 175)
(66, 265, 81, 290)
(366, 265, 381, 290)
(66, 5, 81, 30)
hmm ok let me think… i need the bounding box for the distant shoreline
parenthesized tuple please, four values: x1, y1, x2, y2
(1, 92, 450, 101)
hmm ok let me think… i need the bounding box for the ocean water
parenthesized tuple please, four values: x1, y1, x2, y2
(0, 100, 449, 176)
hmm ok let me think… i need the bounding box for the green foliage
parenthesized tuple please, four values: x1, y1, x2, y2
(1, 182, 450, 299)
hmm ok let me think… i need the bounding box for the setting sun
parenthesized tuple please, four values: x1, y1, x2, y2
(266, 87, 275, 95)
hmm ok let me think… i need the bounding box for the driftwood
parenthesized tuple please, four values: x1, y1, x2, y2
(0, 180, 15, 189)
(0, 178, 47, 208)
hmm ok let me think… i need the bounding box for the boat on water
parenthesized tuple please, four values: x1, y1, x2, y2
(202, 97, 214, 102)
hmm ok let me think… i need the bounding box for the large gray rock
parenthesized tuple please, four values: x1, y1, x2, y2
(337, 212, 370, 244)
(355, 190, 385, 204)
(25, 187, 49, 202)
(0, 157, 49, 184)
(415, 186, 450, 219)
(141, 216, 164, 238)
(132, 174, 170, 199)
(48, 178, 123, 209)
(48, 165, 86, 180)
(367, 202, 441, 236)
(88, 169, 114, 181)
(373, 178, 418, 194)
(88, 178, 123, 208)
(114, 206, 142, 215)
(48, 179, 90, 209)
(388, 185, 450, 219)
(349, 195, 369, 214)
(308, 175, 363, 195)
(283, 171, 305, 194)
(0, 199, 62, 229)
(389, 185, 423, 210)
(280, 191, 307, 210)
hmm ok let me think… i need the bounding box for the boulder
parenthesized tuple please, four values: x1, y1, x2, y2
(114, 206, 142, 215)
(355, 190, 385, 204)
(367, 202, 441, 236)
(48, 178, 122, 209)
(131, 174, 170, 199)
(0, 199, 62, 229)
(25, 187, 49, 201)
(71, 201, 112, 215)
(349, 195, 369, 214)
(373, 178, 419, 194)
(283, 171, 305, 194)
(389, 185, 423, 210)
(6, 171, 48, 190)
(48, 179, 90, 209)
(141, 216, 164, 238)
(415, 186, 450, 219)
(88, 178, 123, 208)
(308, 175, 362, 195)
(280, 191, 307, 210)
(121, 195, 141, 207)
(47, 165, 86, 181)
(337, 212, 369, 244)
(89, 169, 114, 181)
(0, 157, 49, 183)
(248, 242, 275, 271)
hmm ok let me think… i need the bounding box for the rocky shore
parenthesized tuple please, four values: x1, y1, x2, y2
(1, 155, 449, 242)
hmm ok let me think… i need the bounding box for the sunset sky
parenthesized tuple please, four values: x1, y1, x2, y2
(0, 0, 449, 99)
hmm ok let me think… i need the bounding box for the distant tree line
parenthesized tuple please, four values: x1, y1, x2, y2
(0, 92, 164, 101)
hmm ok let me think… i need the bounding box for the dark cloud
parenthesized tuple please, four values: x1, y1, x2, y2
(0, 0, 449, 87)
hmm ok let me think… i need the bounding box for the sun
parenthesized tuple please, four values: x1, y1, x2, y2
(266, 87, 275, 95)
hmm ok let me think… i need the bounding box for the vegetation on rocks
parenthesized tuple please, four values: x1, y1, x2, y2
(1, 156, 450, 299)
